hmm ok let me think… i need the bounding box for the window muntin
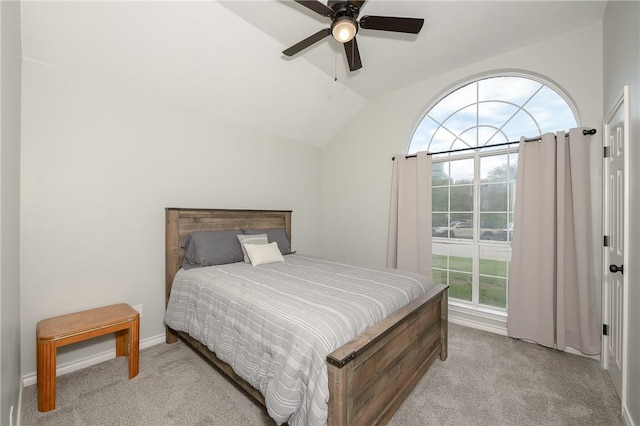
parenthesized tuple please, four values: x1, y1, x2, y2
(431, 152, 516, 309)
(432, 242, 473, 302)
(408, 75, 577, 156)
(412, 74, 577, 311)
(479, 244, 511, 308)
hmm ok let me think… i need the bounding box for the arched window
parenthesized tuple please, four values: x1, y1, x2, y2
(408, 75, 577, 155)
(410, 74, 578, 312)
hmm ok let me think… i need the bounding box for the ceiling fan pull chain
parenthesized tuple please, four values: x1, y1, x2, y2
(334, 45, 338, 82)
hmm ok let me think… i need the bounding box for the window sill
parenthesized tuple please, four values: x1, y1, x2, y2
(448, 300, 507, 336)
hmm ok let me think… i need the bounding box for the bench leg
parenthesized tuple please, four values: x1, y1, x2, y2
(115, 329, 129, 357)
(128, 318, 140, 378)
(115, 320, 139, 378)
(37, 339, 57, 412)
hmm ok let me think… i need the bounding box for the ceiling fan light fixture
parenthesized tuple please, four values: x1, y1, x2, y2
(331, 16, 357, 43)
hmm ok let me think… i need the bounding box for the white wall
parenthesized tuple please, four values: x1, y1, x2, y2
(603, 2, 640, 424)
(20, 59, 323, 377)
(321, 23, 603, 270)
(0, 1, 22, 424)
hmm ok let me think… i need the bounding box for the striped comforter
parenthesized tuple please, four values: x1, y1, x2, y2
(164, 254, 433, 426)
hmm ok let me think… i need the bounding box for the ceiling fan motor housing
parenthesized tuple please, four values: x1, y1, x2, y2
(328, 1, 361, 19)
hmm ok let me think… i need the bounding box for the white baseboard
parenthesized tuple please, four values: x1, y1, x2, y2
(623, 405, 634, 426)
(21, 333, 165, 388)
(564, 345, 600, 361)
(15, 381, 22, 426)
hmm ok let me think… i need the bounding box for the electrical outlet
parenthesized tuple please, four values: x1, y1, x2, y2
(132, 304, 143, 318)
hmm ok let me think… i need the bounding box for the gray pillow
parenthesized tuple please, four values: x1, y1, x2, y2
(181, 230, 243, 270)
(242, 228, 293, 255)
(237, 234, 268, 263)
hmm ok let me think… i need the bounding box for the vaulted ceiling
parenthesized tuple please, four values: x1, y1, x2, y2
(21, 1, 607, 147)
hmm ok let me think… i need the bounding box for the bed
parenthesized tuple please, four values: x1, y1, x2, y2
(165, 208, 448, 426)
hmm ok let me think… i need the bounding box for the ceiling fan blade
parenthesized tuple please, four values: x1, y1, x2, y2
(359, 16, 424, 34)
(343, 37, 362, 71)
(294, 0, 334, 17)
(283, 28, 331, 56)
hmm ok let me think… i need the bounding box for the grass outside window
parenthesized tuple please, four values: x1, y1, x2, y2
(433, 254, 508, 308)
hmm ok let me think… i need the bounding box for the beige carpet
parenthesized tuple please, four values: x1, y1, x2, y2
(21, 324, 622, 425)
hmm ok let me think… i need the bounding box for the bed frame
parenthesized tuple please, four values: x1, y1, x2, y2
(165, 208, 448, 426)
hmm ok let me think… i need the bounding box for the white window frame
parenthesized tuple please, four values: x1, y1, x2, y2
(431, 145, 517, 311)
(409, 72, 579, 332)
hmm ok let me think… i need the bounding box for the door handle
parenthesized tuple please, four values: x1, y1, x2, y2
(609, 264, 624, 274)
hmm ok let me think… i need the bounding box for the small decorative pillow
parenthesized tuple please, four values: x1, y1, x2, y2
(237, 234, 268, 263)
(244, 242, 285, 266)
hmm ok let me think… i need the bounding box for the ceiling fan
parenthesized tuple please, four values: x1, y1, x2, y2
(282, 0, 424, 72)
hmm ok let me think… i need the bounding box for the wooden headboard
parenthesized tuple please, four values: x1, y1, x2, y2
(165, 208, 292, 307)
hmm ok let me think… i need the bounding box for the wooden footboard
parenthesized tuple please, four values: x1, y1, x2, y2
(326, 284, 448, 426)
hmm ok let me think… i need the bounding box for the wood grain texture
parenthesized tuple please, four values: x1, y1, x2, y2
(37, 304, 138, 341)
(164, 208, 448, 426)
(327, 285, 447, 426)
(36, 340, 56, 412)
(128, 316, 140, 379)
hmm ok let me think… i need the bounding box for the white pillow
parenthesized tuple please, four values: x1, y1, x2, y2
(237, 234, 268, 263)
(244, 242, 285, 266)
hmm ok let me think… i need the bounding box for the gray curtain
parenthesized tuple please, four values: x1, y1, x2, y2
(387, 153, 432, 278)
(508, 128, 600, 354)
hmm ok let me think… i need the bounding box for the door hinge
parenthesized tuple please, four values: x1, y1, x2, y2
(604, 146, 610, 158)
(603, 324, 609, 336)
(604, 235, 609, 247)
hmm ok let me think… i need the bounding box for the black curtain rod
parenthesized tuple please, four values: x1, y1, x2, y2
(393, 128, 597, 160)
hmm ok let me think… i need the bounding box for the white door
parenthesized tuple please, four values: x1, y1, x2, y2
(603, 87, 629, 399)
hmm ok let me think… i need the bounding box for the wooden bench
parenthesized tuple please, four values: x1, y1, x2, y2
(36, 303, 140, 412)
